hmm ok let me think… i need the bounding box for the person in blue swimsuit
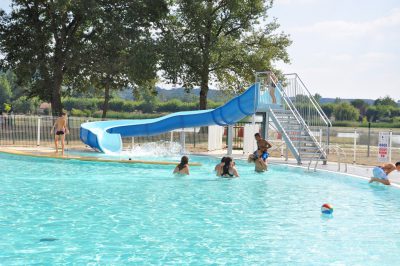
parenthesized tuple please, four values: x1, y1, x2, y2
(369, 163, 396, 185)
(254, 133, 272, 162)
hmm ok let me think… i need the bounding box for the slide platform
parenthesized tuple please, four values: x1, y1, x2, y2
(80, 83, 259, 153)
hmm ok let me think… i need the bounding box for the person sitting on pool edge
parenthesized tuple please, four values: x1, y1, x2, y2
(217, 157, 239, 178)
(253, 133, 272, 162)
(248, 153, 267, 172)
(369, 163, 396, 185)
(173, 156, 190, 175)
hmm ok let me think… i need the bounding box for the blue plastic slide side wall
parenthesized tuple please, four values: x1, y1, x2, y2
(80, 83, 259, 153)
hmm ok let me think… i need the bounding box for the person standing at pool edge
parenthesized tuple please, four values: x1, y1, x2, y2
(51, 112, 69, 156)
(254, 133, 272, 162)
(174, 156, 190, 175)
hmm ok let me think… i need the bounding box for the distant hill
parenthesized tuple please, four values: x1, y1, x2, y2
(319, 98, 375, 105)
(119, 86, 233, 102)
(119, 87, 381, 105)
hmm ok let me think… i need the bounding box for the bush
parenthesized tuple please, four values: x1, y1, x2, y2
(92, 111, 164, 119)
(12, 96, 40, 114)
(71, 108, 92, 117)
(63, 98, 102, 112)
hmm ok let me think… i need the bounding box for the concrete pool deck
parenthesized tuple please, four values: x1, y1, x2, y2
(1, 146, 400, 186)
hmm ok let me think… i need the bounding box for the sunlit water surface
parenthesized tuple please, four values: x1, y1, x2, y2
(1, 151, 400, 265)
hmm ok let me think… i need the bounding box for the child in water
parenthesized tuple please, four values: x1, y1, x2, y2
(369, 163, 396, 185)
(173, 156, 190, 175)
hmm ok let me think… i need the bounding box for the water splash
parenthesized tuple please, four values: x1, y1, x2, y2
(122, 141, 185, 158)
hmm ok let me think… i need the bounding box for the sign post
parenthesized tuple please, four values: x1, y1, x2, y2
(377, 132, 390, 162)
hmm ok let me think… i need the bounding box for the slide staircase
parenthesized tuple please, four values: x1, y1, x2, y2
(261, 72, 331, 164)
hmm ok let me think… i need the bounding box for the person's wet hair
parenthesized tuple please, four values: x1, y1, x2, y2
(222, 157, 233, 176)
(254, 133, 260, 138)
(178, 156, 189, 170)
(396, 162, 400, 167)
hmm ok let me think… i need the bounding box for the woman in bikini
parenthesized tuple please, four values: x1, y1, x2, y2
(217, 157, 239, 178)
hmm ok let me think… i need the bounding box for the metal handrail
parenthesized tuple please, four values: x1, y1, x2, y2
(285, 73, 332, 127)
(270, 76, 326, 158)
(307, 144, 347, 172)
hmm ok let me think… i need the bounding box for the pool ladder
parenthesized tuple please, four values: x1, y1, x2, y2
(307, 144, 347, 173)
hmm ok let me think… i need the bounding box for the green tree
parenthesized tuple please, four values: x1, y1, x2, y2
(321, 103, 335, 118)
(313, 93, 322, 103)
(0, 73, 12, 109)
(333, 102, 359, 121)
(374, 96, 397, 107)
(0, 1, 99, 115)
(350, 99, 369, 117)
(159, 0, 291, 109)
(65, 1, 167, 119)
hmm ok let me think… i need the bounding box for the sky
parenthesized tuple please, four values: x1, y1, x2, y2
(270, 0, 400, 100)
(0, 0, 399, 100)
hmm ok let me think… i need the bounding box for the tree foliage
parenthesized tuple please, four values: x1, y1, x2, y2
(159, 0, 291, 109)
(333, 102, 360, 121)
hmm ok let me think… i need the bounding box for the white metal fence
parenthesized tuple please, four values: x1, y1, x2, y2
(0, 114, 399, 165)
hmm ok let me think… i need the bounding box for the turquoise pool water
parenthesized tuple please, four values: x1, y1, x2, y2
(1, 152, 400, 265)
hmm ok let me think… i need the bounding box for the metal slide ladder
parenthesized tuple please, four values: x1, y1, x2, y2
(257, 72, 331, 164)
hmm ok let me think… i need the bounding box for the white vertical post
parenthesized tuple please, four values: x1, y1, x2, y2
(170, 131, 173, 142)
(227, 125, 233, 156)
(353, 128, 357, 164)
(37, 116, 41, 146)
(131, 137, 134, 149)
(280, 140, 284, 158)
(389, 130, 392, 162)
(319, 128, 322, 145)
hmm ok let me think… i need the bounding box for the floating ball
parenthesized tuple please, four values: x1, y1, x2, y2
(321, 203, 333, 215)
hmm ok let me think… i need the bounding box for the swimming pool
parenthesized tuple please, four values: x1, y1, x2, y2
(1, 152, 399, 264)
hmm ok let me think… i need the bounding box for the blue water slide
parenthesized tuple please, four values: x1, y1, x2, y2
(80, 83, 259, 153)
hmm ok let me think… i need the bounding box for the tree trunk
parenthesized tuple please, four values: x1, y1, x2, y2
(199, 74, 209, 110)
(102, 84, 110, 120)
(51, 69, 64, 116)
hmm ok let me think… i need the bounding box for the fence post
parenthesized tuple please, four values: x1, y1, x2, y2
(193, 127, 196, 148)
(227, 125, 233, 156)
(170, 131, 173, 142)
(353, 128, 357, 164)
(37, 116, 41, 146)
(367, 122, 371, 157)
(131, 137, 134, 149)
(389, 129, 392, 162)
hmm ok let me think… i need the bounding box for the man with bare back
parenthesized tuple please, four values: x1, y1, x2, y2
(51, 112, 69, 155)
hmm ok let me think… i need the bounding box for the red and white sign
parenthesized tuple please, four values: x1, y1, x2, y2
(378, 132, 390, 162)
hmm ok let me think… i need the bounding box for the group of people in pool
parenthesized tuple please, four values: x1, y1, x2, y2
(369, 162, 400, 185)
(173, 133, 272, 177)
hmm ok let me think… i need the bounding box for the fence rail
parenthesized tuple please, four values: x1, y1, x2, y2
(0, 115, 399, 165)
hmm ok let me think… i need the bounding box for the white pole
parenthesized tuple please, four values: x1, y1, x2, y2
(37, 116, 41, 146)
(131, 137, 134, 149)
(319, 128, 322, 145)
(389, 130, 392, 162)
(170, 131, 173, 142)
(353, 128, 357, 164)
(227, 125, 233, 156)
